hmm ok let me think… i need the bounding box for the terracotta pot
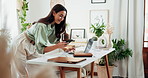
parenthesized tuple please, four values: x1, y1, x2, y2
(97, 65, 114, 78)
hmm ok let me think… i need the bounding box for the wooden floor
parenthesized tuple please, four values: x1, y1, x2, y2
(56, 71, 98, 78)
(56, 71, 126, 78)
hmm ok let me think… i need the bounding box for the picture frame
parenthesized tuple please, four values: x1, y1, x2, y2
(90, 10, 109, 26)
(91, 0, 106, 4)
(70, 29, 85, 39)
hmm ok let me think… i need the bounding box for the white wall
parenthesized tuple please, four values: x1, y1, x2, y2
(27, 0, 50, 23)
(27, 0, 115, 39)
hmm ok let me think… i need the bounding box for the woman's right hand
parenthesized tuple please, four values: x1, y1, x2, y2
(44, 42, 67, 53)
(56, 42, 67, 48)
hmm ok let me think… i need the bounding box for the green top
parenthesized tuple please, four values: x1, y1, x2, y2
(26, 23, 59, 54)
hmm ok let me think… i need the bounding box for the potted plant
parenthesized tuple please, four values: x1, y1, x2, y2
(97, 39, 133, 78)
(90, 22, 106, 50)
(90, 22, 106, 38)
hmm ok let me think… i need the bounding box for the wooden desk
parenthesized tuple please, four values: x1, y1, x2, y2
(27, 48, 114, 78)
(105, 55, 110, 78)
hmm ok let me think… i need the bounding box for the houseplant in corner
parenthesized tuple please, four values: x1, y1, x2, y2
(97, 39, 133, 78)
(90, 22, 133, 78)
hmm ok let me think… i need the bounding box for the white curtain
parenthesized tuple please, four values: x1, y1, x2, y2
(0, 0, 18, 78)
(112, 0, 145, 78)
(0, 0, 19, 39)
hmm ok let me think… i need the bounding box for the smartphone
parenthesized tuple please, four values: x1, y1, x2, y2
(65, 39, 75, 43)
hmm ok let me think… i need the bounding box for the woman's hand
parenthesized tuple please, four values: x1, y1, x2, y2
(63, 45, 75, 52)
(44, 42, 67, 53)
(44, 42, 75, 53)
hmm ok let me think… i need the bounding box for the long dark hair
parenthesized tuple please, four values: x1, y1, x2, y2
(37, 4, 67, 39)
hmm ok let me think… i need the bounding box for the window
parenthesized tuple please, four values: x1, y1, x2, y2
(143, 0, 148, 77)
(144, 0, 148, 47)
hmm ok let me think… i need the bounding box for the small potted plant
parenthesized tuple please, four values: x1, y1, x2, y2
(90, 22, 106, 49)
(90, 22, 106, 38)
(97, 39, 133, 78)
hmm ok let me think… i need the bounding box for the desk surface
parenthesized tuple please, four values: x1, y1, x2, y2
(27, 48, 115, 68)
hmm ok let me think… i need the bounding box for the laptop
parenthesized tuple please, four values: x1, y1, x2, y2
(83, 38, 94, 53)
(73, 38, 94, 57)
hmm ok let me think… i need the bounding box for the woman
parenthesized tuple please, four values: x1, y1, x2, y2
(26, 4, 68, 54)
(12, 4, 69, 78)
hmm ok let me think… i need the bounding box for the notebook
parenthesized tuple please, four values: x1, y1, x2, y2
(73, 52, 93, 57)
(47, 57, 86, 64)
(73, 38, 94, 57)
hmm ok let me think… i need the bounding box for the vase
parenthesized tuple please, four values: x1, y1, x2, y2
(106, 34, 113, 49)
(97, 34, 107, 49)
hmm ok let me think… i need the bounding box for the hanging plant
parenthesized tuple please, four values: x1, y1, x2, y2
(17, 0, 31, 32)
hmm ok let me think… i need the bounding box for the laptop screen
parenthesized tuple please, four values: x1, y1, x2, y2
(84, 38, 94, 53)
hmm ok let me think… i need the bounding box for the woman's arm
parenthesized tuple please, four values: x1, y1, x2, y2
(43, 42, 67, 53)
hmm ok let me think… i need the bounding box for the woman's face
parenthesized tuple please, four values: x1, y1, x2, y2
(53, 11, 66, 24)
